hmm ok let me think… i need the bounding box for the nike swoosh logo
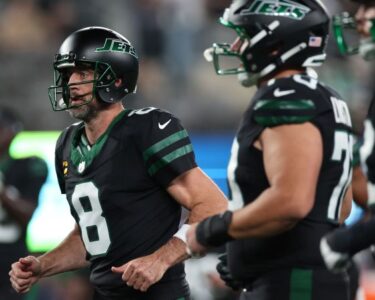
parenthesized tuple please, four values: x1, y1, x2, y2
(158, 119, 172, 130)
(273, 88, 295, 97)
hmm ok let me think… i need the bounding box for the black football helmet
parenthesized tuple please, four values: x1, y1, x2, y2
(204, 0, 330, 87)
(48, 26, 139, 111)
(333, 0, 375, 60)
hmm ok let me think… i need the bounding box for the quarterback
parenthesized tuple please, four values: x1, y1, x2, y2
(9, 26, 228, 300)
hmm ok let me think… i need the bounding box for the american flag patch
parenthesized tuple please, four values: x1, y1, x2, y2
(309, 36, 322, 47)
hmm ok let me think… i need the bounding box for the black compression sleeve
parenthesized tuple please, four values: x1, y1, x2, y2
(327, 217, 375, 255)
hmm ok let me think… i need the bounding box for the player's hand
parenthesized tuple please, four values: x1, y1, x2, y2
(320, 236, 351, 273)
(111, 253, 168, 292)
(216, 253, 242, 290)
(9, 256, 42, 293)
(186, 223, 208, 258)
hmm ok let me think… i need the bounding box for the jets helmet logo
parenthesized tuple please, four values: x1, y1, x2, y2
(241, 0, 311, 20)
(95, 38, 138, 58)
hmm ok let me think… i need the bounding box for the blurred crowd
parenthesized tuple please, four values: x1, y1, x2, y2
(0, 0, 373, 134)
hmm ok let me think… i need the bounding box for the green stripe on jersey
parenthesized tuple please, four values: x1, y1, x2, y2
(290, 268, 312, 300)
(254, 99, 315, 111)
(71, 110, 126, 169)
(148, 144, 193, 176)
(143, 129, 189, 161)
(254, 115, 313, 126)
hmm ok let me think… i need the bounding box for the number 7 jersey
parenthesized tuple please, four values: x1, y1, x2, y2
(226, 73, 353, 279)
(54, 107, 196, 296)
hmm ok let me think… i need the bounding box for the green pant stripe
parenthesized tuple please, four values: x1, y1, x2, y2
(148, 144, 193, 175)
(290, 268, 313, 300)
(143, 129, 188, 161)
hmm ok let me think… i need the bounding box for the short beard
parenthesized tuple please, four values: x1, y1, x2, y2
(68, 100, 98, 122)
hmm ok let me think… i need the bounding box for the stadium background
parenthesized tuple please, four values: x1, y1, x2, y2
(1, 0, 375, 299)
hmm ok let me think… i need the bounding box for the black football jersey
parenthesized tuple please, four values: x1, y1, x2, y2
(226, 74, 353, 280)
(55, 107, 196, 297)
(0, 156, 48, 286)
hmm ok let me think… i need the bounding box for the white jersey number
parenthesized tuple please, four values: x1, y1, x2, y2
(71, 182, 111, 256)
(327, 131, 353, 221)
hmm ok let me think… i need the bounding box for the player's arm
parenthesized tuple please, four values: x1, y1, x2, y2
(352, 166, 368, 210)
(228, 122, 322, 237)
(111, 167, 228, 292)
(34, 223, 89, 275)
(9, 224, 89, 293)
(187, 122, 323, 253)
(0, 158, 48, 228)
(351, 138, 368, 210)
(163, 167, 229, 254)
(168, 167, 229, 223)
(339, 185, 353, 224)
(0, 188, 37, 228)
(134, 167, 228, 265)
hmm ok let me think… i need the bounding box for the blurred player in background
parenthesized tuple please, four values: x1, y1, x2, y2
(187, 0, 355, 299)
(0, 106, 48, 300)
(9, 26, 228, 300)
(320, 0, 375, 273)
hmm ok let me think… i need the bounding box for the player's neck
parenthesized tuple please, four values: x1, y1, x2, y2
(84, 103, 124, 145)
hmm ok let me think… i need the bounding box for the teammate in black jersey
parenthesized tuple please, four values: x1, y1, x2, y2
(320, 0, 375, 274)
(187, 1, 354, 299)
(8, 27, 228, 300)
(0, 107, 48, 300)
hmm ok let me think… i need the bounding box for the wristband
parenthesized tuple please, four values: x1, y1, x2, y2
(196, 211, 234, 247)
(173, 224, 191, 244)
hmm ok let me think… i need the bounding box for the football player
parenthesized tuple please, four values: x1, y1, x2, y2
(186, 1, 354, 299)
(9, 26, 228, 300)
(320, 0, 375, 274)
(0, 107, 48, 300)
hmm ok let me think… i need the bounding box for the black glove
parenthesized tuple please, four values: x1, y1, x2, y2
(320, 235, 351, 273)
(216, 253, 242, 291)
